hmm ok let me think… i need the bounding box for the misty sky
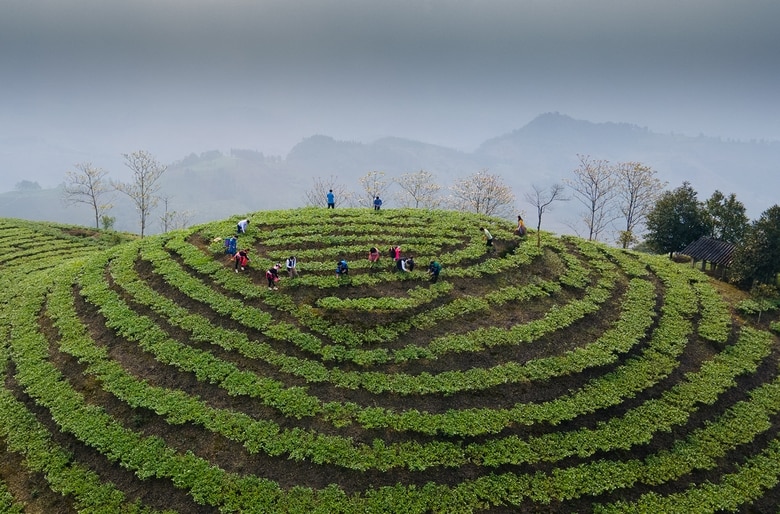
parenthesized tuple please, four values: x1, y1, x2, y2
(2, 0, 779, 174)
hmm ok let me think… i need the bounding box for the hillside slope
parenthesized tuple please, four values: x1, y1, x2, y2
(1, 209, 779, 513)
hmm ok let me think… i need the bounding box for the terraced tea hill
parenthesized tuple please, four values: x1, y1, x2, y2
(1, 208, 779, 513)
(0, 218, 135, 276)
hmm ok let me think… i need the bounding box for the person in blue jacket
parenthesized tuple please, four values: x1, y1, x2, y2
(326, 189, 335, 209)
(336, 259, 349, 278)
(373, 195, 383, 211)
(224, 235, 237, 255)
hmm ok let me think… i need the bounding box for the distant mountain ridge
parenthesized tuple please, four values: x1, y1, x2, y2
(1, 113, 778, 236)
(282, 113, 778, 220)
(286, 134, 480, 177)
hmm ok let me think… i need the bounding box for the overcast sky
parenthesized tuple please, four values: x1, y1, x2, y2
(2, 0, 779, 168)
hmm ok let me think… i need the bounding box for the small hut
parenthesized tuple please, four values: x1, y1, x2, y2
(680, 236, 736, 279)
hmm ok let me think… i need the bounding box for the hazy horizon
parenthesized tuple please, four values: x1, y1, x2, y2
(2, 0, 779, 190)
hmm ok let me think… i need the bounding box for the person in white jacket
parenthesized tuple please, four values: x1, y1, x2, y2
(286, 256, 298, 278)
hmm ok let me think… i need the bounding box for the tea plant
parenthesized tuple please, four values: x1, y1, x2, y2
(1, 209, 778, 513)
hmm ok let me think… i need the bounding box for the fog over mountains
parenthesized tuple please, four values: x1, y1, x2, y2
(1, 113, 778, 240)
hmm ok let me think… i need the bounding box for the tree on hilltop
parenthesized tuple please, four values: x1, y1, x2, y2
(359, 170, 391, 208)
(524, 183, 569, 247)
(62, 162, 113, 229)
(730, 205, 780, 289)
(394, 169, 442, 209)
(705, 190, 749, 244)
(15, 180, 42, 191)
(112, 150, 167, 237)
(304, 175, 354, 208)
(159, 196, 193, 233)
(644, 181, 709, 257)
(449, 170, 515, 217)
(564, 154, 618, 242)
(614, 161, 665, 249)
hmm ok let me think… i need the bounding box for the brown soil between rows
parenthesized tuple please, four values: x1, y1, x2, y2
(5, 231, 780, 513)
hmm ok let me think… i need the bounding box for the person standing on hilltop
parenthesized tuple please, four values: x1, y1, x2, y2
(326, 189, 335, 209)
(373, 195, 383, 211)
(515, 215, 527, 237)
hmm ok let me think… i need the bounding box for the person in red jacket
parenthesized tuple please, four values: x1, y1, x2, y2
(234, 248, 249, 272)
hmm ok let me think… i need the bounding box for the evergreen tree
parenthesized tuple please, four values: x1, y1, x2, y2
(644, 182, 709, 257)
(705, 190, 749, 244)
(730, 205, 780, 288)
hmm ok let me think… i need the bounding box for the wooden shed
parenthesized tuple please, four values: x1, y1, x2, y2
(680, 236, 736, 279)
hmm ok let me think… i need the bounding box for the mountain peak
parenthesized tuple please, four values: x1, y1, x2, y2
(522, 112, 648, 136)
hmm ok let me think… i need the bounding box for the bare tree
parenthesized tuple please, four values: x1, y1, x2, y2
(113, 150, 167, 237)
(62, 162, 113, 229)
(524, 183, 569, 247)
(359, 170, 391, 208)
(564, 154, 619, 241)
(449, 169, 515, 217)
(159, 196, 194, 233)
(614, 161, 666, 248)
(303, 175, 354, 207)
(394, 169, 442, 208)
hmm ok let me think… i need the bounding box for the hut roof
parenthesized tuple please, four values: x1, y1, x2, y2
(680, 236, 736, 266)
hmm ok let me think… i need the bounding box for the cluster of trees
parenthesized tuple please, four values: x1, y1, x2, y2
(305, 156, 668, 251)
(305, 163, 778, 290)
(643, 181, 780, 289)
(63, 151, 191, 237)
(561, 155, 667, 247)
(643, 183, 748, 257)
(63, 151, 777, 290)
(15, 180, 43, 191)
(304, 169, 517, 218)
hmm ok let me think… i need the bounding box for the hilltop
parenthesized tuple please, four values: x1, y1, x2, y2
(1, 209, 779, 513)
